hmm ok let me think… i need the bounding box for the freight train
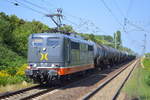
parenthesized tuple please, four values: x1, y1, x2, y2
(25, 33, 135, 84)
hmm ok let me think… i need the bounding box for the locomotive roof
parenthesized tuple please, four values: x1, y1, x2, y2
(30, 33, 94, 46)
(29, 33, 133, 56)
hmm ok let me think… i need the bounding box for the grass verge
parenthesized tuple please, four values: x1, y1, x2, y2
(123, 58, 150, 100)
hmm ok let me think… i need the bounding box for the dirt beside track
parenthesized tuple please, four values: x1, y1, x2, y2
(90, 60, 138, 100)
(34, 61, 136, 100)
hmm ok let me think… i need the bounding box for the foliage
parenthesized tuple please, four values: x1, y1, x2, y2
(143, 58, 150, 87)
(59, 25, 75, 33)
(123, 65, 150, 99)
(16, 64, 27, 76)
(0, 12, 49, 57)
(0, 63, 29, 86)
(100, 35, 113, 42)
(0, 70, 9, 77)
(0, 12, 50, 86)
(143, 58, 150, 71)
(146, 75, 150, 86)
(145, 53, 150, 58)
(88, 34, 97, 42)
(0, 44, 25, 71)
(114, 30, 122, 49)
(0, 76, 25, 86)
(78, 33, 114, 47)
(119, 46, 135, 54)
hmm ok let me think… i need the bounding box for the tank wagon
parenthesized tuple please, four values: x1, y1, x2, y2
(26, 33, 135, 84)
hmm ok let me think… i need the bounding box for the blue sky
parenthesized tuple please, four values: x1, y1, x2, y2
(0, 0, 150, 54)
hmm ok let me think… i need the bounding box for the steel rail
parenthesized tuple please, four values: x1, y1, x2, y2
(112, 59, 139, 100)
(0, 85, 40, 99)
(21, 87, 56, 100)
(82, 59, 138, 100)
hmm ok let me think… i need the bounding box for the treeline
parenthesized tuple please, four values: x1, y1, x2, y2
(79, 32, 134, 54)
(145, 53, 150, 58)
(0, 12, 134, 86)
(0, 12, 51, 85)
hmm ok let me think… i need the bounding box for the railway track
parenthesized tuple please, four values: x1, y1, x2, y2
(0, 60, 137, 100)
(82, 59, 139, 100)
(0, 70, 95, 99)
(32, 60, 136, 100)
(0, 84, 56, 100)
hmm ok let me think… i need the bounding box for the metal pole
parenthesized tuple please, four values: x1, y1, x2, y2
(115, 32, 117, 49)
(143, 33, 147, 55)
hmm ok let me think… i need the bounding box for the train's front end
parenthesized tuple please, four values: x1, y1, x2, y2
(26, 33, 64, 84)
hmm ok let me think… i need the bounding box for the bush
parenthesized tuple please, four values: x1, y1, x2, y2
(146, 75, 150, 86)
(0, 44, 26, 71)
(0, 76, 24, 86)
(16, 64, 27, 76)
(0, 63, 32, 86)
(0, 70, 9, 77)
(143, 58, 150, 70)
(6, 67, 18, 76)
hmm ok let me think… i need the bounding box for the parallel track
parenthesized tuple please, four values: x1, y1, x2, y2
(82, 59, 139, 100)
(0, 60, 137, 100)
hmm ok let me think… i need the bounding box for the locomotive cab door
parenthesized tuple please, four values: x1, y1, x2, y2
(64, 38, 71, 66)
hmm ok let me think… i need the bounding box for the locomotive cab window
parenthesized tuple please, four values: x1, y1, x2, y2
(88, 45, 93, 51)
(71, 41, 79, 49)
(47, 37, 59, 48)
(32, 37, 43, 46)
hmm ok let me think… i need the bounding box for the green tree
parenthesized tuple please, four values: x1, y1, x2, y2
(12, 21, 49, 56)
(88, 34, 97, 42)
(145, 53, 150, 58)
(114, 30, 122, 49)
(59, 25, 75, 33)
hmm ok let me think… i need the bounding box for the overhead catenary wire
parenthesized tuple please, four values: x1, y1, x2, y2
(99, 0, 124, 27)
(17, 0, 101, 33)
(113, 0, 126, 18)
(6, 0, 110, 34)
(6, 0, 46, 15)
(37, 0, 110, 34)
(33, 0, 111, 34)
(127, 19, 150, 33)
(39, 0, 58, 10)
(7, 0, 82, 31)
(21, 0, 51, 13)
(63, 18, 79, 26)
(126, 0, 134, 18)
(112, 0, 128, 33)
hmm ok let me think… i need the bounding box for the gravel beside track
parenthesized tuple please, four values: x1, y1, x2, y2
(88, 59, 139, 100)
(0, 85, 55, 100)
(34, 61, 136, 100)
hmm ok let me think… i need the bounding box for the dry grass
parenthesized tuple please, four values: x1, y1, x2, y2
(0, 81, 36, 93)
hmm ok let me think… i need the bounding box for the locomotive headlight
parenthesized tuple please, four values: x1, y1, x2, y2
(51, 64, 60, 67)
(29, 63, 37, 68)
(43, 48, 47, 52)
(51, 64, 55, 67)
(33, 64, 37, 67)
